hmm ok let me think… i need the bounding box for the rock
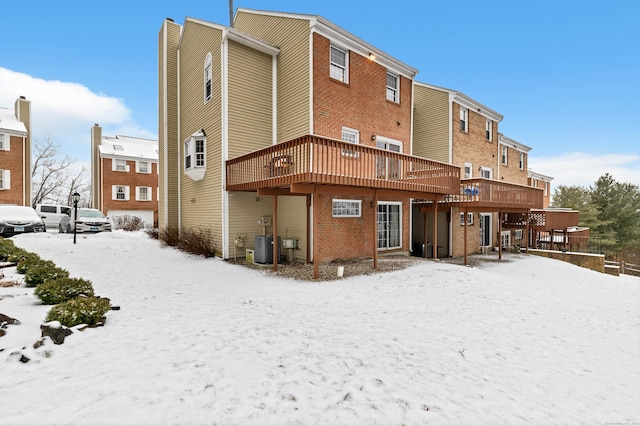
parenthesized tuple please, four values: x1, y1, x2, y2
(0, 329, 5, 337)
(0, 313, 20, 325)
(40, 322, 73, 345)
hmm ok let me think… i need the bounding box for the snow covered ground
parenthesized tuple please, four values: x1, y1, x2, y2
(1, 230, 638, 426)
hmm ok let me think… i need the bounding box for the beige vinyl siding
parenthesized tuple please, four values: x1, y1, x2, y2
(178, 21, 223, 246)
(227, 192, 273, 257)
(227, 193, 307, 263)
(234, 12, 311, 142)
(158, 19, 181, 228)
(228, 39, 273, 158)
(275, 196, 307, 263)
(413, 85, 450, 163)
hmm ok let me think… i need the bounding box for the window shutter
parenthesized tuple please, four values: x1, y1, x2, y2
(112, 185, 117, 200)
(3, 170, 10, 189)
(112, 159, 117, 171)
(125, 164, 130, 173)
(135, 187, 140, 201)
(125, 186, 130, 201)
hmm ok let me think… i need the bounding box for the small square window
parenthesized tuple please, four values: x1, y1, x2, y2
(464, 163, 473, 179)
(137, 161, 150, 173)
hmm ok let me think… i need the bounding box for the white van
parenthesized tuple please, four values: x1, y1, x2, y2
(35, 204, 71, 230)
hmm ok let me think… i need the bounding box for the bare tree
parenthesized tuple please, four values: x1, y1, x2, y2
(31, 136, 90, 207)
(64, 166, 91, 207)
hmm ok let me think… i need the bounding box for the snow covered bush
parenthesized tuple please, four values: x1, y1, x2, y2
(45, 296, 111, 327)
(17, 256, 54, 274)
(24, 265, 70, 287)
(0, 238, 20, 261)
(34, 277, 95, 305)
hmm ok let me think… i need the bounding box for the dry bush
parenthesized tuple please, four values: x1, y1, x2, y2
(113, 215, 144, 231)
(178, 228, 217, 258)
(159, 226, 181, 247)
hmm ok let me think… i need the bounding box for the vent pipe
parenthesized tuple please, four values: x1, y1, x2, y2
(229, 0, 234, 27)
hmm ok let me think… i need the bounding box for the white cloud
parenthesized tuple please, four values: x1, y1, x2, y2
(0, 67, 153, 160)
(529, 152, 640, 189)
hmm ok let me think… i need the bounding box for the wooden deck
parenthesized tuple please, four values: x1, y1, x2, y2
(441, 178, 544, 211)
(226, 135, 461, 196)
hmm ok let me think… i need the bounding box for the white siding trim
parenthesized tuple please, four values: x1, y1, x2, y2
(221, 33, 230, 259)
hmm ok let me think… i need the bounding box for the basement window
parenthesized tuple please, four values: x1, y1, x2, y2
(332, 199, 361, 217)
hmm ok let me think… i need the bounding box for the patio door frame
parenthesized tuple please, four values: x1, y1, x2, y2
(377, 201, 402, 250)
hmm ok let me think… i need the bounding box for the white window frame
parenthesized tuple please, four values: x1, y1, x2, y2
(136, 186, 151, 201)
(464, 162, 473, 179)
(0, 169, 10, 190)
(519, 152, 525, 170)
(480, 167, 492, 179)
(330, 45, 348, 83)
(112, 158, 129, 172)
(501, 230, 511, 248)
(459, 212, 474, 226)
(386, 72, 399, 102)
(136, 161, 150, 174)
(184, 133, 206, 181)
(501, 146, 508, 166)
(460, 107, 468, 132)
(377, 202, 402, 250)
(112, 185, 130, 201)
(341, 126, 359, 157)
(332, 199, 362, 217)
(204, 52, 212, 103)
(0, 133, 8, 151)
(514, 229, 523, 240)
(544, 181, 548, 196)
(486, 119, 492, 141)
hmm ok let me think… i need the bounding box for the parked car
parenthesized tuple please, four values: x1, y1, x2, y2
(60, 208, 112, 233)
(0, 205, 47, 237)
(35, 204, 71, 229)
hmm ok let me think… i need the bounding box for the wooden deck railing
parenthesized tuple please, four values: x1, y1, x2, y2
(226, 135, 460, 195)
(529, 209, 580, 230)
(444, 178, 544, 210)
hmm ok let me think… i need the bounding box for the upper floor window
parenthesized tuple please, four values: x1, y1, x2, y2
(136, 186, 151, 201)
(204, 52, 212, 103)
(0, 134, 8, 151)
(332, 199, 362, 217)
(112, 159, 129, 172)
(544, 181, 548, 196)
(464, 162, 473, 179)
(386, 73, 399, 102)
(480, 167, 492, 179)
(0, 169, 9, 190)
(136, 161, 150, 174)
(486, 120, 492, 141)
(501, 146, 508, 165)
(519, 152, 525, 170)
(460, 107, 468, 132)
(112, 185, 130, 200)
(184, 132, 206, 181)
(341, 126, 359, 156)
(330, 45, 348, 83)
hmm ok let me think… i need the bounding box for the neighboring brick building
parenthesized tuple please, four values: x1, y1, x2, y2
(0, 96, 31, 206)
(528, 169, 553, 209)
(412, 82, 542, 257)
(91, 124, 158, 227)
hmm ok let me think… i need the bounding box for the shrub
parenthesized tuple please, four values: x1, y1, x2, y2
(159, 226, 180, 247)
(17, 256, 54, 274)
(0, 238, 18, 261)
(178, 227, 217, 257)
(6, 249, 34, 264)
(45, 296, 111, 327)
(34, 277, 95, 305)
(113, 215, 144, 231)
(145, 227, 159, 240)
(24, 265, 70, 287)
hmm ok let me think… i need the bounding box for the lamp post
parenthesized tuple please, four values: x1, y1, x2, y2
(71, 192, 80, 244)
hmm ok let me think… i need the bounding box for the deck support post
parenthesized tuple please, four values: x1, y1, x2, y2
(373, 190, 378, 270)
(498, 209, 503, 260)
(464, 208, 468, 266)
(433, 201, 438, 260)
(273, 191, 278, 271)
(313, 191, 319, 279)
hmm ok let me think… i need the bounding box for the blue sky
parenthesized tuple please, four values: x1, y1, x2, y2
(1, 0, 638, 189)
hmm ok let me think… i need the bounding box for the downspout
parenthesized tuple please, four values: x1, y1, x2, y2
(176, 45, 182, 231)
(22, 135, 27, 206)
(161, 23, 169, 228)
(221, 31, 229, 259)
